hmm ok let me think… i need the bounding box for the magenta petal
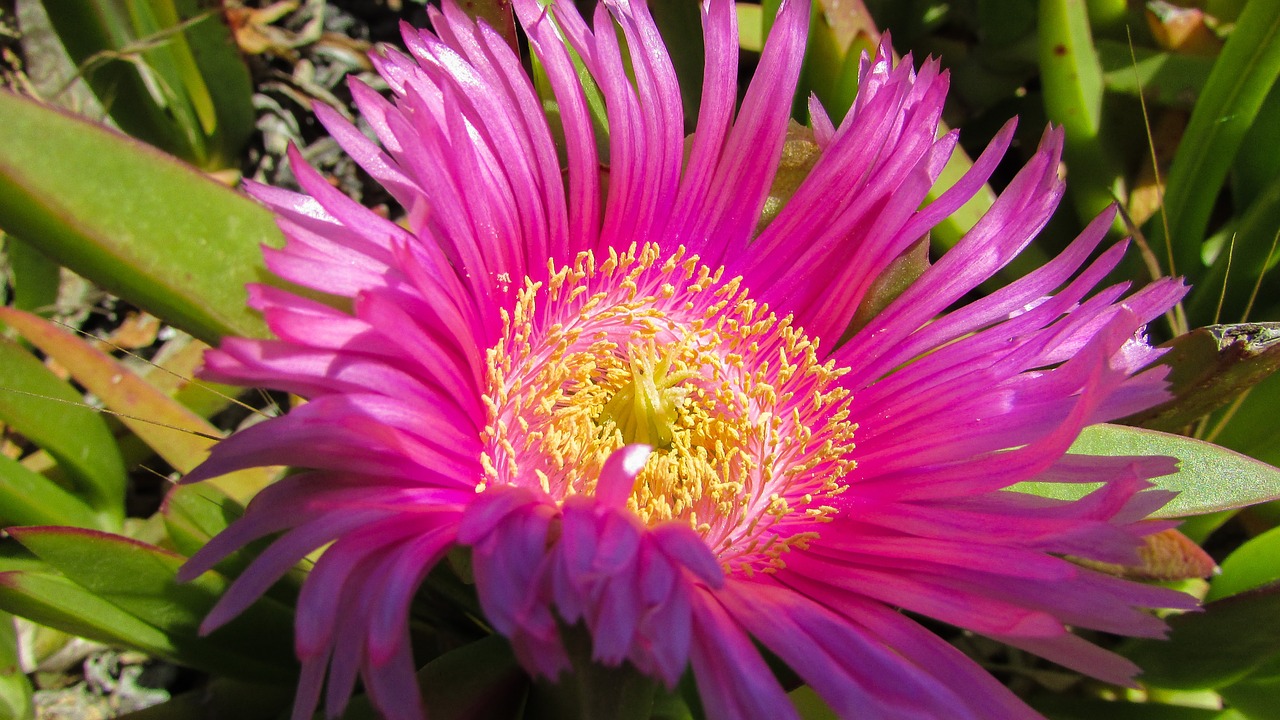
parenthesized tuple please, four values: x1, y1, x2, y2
(182, 1, 1201, 717)
(595, 445, 652, 509)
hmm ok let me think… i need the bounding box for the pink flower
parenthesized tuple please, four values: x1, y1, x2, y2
(178, 0, 1196, 718)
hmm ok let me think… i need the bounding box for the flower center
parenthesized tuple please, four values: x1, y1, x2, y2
(480, 244, 857, 573)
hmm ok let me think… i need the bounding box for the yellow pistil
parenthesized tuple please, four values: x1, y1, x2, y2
(480, 243, 857, 573)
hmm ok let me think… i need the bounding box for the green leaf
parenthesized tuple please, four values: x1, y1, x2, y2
(40, 0, 254, 169)
(0, 306, 278, 503)
(0, 454, 105, 529)
(790, 685, 837, 719)
(736, 3, 763, 53)
(0, 91, 281, 345)
(159, 483, 244, 563)
(1011, 424, 1280, 517)
(1188, 179, 1280, 326)
(0, 336, 124, 529)
(1206, 369, 1280, 467)
(1123, 585, 1280, 690)
(7, 526, 295, 682)
(1038, 0, 1125, 226)
(1221, 673, 1280, 719)
(3, 234, 60, 316)
(0, 569, 179, 658)
(1122, 323, 1280, 431)
(1097, 40, 1215, 109)
(1153, 0, 1280, 282)
(796, 0, 879, 123)
(0, 611, 33, 720)
(1208, 525, 1280, 601)
(1231, 82, 1280, 211)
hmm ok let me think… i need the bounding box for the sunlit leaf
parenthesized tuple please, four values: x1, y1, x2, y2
(160, 483, 244, 561)
(0, 568, 178, 658)
(0, 91, 280, 345)
(1208, 524, 1280, 601)
(1038, 0, 1125, 225)
(1012, 424, 1280, 518)
(40, 0, 255, 169)
(1154, 0, 1280, 282)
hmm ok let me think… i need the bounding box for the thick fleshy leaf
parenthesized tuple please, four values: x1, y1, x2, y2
(0, 306, 278, 503)
(1123, 323, 1280, 432)
(0, 568, 179, 659)
(1231, 81, 1280, 211)
(1155, 0, 1280, 282)
(1208, 525, 1280, 601)
(1012, 424, 1280, 518)
(1123, 585, 1280, 690)
(0, 91, 281, 344)
(3, 234, 60, 316)
(792, 0, 878, 122)
(0, 337, 125, 529)
(1038, 0, 1124, 226)
(0, 454, 104, 530)
(7, 526, 295, 682)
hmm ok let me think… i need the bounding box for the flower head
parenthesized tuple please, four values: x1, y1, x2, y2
(179, 1, 1196, 718)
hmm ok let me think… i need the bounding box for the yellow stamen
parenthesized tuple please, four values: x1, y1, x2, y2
(480, 244, 857, 573)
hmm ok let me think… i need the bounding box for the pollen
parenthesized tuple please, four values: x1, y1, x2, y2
(480, 243, 857, 575)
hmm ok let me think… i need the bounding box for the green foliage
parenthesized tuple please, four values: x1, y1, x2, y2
(0, 337, 125, 530)
(0, 91, 281, 345)
(1013, 423, 1280, 517)
(0, 527, 296, 683)
(38, 0, 255, 170)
